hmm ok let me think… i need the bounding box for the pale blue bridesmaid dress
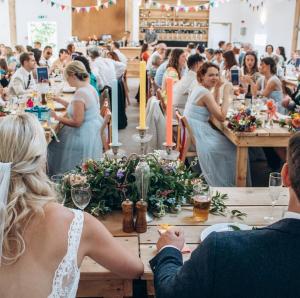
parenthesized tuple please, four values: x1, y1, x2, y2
(48, 85, 103, 176)
(184, 84, 251, 187)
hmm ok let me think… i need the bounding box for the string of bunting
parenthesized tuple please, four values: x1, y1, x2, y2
(145, 1, 210, 12)
(241, 0, 265, 12)
(40, 0, 117, 13)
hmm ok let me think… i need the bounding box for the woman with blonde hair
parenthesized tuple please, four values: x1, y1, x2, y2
(48, 61, 104, 175)
(0, 113, 144, 296)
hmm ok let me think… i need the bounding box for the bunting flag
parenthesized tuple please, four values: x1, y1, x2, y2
(40, 0, 117, 13)
(145, 1, 211, 11)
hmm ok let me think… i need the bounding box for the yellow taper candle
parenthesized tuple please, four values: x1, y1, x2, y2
(139, 61, 146, 129)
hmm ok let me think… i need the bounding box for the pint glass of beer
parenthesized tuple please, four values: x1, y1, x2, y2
(192, 184, 211, 222)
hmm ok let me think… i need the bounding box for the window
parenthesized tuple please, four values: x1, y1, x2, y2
(28, 21, 57, 50)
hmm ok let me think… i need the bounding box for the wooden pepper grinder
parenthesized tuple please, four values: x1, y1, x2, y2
(121, 198, 134, 233)
(135, 199, 148, 233)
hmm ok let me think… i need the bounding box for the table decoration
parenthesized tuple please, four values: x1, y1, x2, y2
(0, 106, 10, 117)
(62, 155, 247, 220)
(227, 108, 262, 132)
(279, 99, 300, 132)
(25, 106, 51, 121)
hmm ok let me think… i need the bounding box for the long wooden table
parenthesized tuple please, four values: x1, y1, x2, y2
(212, 119, 292, 187)
(77, 187, 289, 297)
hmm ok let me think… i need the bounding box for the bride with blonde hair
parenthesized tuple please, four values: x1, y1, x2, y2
(0, 114, 143, 297)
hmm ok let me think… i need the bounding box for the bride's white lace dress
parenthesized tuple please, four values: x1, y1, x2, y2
(48, 209, 84, 298)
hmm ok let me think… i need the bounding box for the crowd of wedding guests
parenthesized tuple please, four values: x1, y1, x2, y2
(144, 40, 300, 186)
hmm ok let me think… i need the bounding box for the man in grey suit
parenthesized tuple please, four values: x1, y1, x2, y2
(150, 132, 300, 298)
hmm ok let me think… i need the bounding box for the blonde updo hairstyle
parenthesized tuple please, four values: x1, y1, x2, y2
(0, 113, 55, 265)
(64, 60, 89, 82)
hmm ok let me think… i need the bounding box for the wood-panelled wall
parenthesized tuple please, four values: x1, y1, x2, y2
(72, 0, 125, 40)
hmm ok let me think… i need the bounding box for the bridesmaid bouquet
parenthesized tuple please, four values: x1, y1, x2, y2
(227, 108, 262, 132)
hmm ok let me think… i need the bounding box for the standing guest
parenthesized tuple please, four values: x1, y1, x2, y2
(0, 58, 11, 88)
(238, 42, 252, 65)
(146, 43, 167, 70)
(33, 41, 42, 50)
(212, 50, 223, 68)
(111, 41, 127, 65)
(173, 54, 204, 113)
(50, 49, 70, 74)
(48, 61, 104, 175)
(150, 133, 300, 298)
(106, 51, 125, 79)
(262, 44, 276, 59)
(8, 52, 36, 96)
(276, 46, 287, 68)
(183, 63, 243, 186)
(144, 24, 158, 46)
(196, 44, 206, 59)
(256, 57, 284, 112)
(161, 49, 186, 91)
(122, 30, 131, 47)
(204, 48, 214, 62)
(218, 40, 226, 51)
(140, 43, 150, 62)
(0, 113, 144, 296)
(185, 43, 196, 57)
(39, 46, 53, 68)
(67, 43, 79, 59)
(154, 49, 172, 88)
(74, 55, 100, 95)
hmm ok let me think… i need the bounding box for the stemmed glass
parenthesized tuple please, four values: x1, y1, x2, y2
(264, 172, 282, 222)
(71, 183, 91, 211)
(51, 174, 66, 205)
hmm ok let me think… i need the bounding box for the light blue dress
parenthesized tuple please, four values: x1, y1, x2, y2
(48, 85, 103, 176)
(184, 85, 251, 187)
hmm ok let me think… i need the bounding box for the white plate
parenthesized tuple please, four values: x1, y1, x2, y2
(200, 222, 251, 241)
(62, 87, 76, 93)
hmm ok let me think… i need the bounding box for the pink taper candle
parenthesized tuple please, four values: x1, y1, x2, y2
(166, 77, 173, 146)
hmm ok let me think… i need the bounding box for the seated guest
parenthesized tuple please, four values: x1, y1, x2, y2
(106, 51, 126, 79)
(50, 48, 70, 74)
(149, 54, 162, 79)
(256, 57, 284, 113)
(48, 61, 104, 175)
(39, 45, 53, 68)
(32, 48, 42, 66)
(34, 40, 42, 50)
(161, 49, 186, 91)
(140, 43, 150, 62)
(287, 51, 299, 66)
(222, 50, 239, 81)
(5, 46, 17, 70)
(238, 42, 252, 66)
(276, 46, 287, 68)
(88, 46, 125, 89)
(74, 55, 100, 95)
(0, 58, 11, 88)
(67, 43, 78, 59)
(154, 49, 172, 88)
(173, 54, 204, 113)
(212, 49, 223, 68)
(150, 132, 300, 298)
(111, 41, 127, 65)
(261, 44, 276, 60)
(185, 43, 196, 57)
(0, 113, 144, 296)
(146, 43, 167, 71)
(225, 42, 233, 51)
(0, 86, 8, 105)
(8, 52, 36, 96)
(183, 62, 250, 186)
(204, 48, 214, 62)
(218, 40, 226, 51)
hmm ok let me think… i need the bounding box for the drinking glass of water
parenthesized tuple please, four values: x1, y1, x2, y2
(264, 172, 282, 222)
(71, 183, 91, 211)
(51, 174, 66, 205)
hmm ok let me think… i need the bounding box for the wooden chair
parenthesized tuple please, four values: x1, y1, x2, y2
(156, 88, 166, 114)
(175, 110, 197, 163)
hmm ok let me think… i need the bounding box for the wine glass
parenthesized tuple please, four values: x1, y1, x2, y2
(264, 172, 282, 222)
(51, 174, 66, 205)
(71, 183, 91, 211)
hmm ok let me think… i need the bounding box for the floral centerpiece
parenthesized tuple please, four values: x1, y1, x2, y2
(227, 108, 262, 132)
(0, 106, 10, 117)
(279, 99, 300, 132)
(63, 153, 197, 217)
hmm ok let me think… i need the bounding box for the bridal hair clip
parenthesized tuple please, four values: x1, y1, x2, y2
(0, 162, 12, 266)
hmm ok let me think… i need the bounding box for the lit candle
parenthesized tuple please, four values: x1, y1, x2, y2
(139, 61, 146, 129)
(166, 77, 173, 146)
(111, 79, 118, 145)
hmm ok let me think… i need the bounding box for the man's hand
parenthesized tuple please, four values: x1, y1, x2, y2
(156, 227, 185, 252)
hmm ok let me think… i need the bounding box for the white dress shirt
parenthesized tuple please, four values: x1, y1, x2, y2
(114, 49, 127, 65)
(173, 70, 197, 113)
(283, 211, 300, 220)
(146, 51, 161, 70)
(8, 67, 36, 96)
(39, 56, 52, 68)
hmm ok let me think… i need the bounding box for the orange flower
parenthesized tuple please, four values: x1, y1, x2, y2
(266, 100, 274, 109)
(292, 118, 300, 128)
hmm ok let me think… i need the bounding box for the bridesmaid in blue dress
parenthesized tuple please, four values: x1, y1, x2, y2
(48, 61, 103, 176)
(184, 62, 251, 186)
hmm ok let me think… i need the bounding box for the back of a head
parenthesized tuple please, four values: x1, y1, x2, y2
(187, 43, 195, 50)
(74, 55, 91, 74)
(113, 41, 120, 49)
(65, 60, 89, 81)
(287, 132, 300, 201)
(187, 54, 203, 69)
(0, 113, 55, 265)
(261, 57, 277, 74)
(87, 46, 100, 59)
